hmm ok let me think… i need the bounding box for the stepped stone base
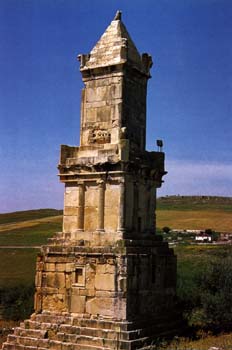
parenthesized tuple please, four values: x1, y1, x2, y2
(2, 311, 182, 350)
(1, 234, 182, 350)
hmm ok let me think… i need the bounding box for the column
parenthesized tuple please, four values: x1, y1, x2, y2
(117, 177, 126, 233)
(77, 181, 85, 231)
(96, 180, 105, 232)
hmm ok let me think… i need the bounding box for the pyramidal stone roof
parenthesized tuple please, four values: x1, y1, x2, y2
(80, 11, 145, 71)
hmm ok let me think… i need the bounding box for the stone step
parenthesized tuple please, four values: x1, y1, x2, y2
(2, 312, 183, 350)
(2, 344, 37, 350)
(72, 318, 131, 331)
(58, 324, 145, 341)
(16, 315, 182, 342)
(57, 333, 116, 348)
(23, 315, 131, 332)
(6, 331, 150, 350)
(7, 335, 50, 348)
(47, 340, 111, 350)
(23, 320, 56, 331)
(71, 344, 111, 350)
(14, 328, 48, 339)
(33, 313, 73, 325)
(58, 324, 117, 339)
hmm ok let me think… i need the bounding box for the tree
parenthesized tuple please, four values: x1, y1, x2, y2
(0, 285, 34, 321)
(162, 226, 171, 234)
(190, 257, 232, 331)
(205, 228, 220, 241)
(205, 228, 213, 235)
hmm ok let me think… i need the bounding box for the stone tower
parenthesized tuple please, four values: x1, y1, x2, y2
(3, 12, 179, 350)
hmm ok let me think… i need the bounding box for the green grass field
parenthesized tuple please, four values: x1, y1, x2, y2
(175, 244, 232, 298)
(156, 195, 232, 231)
(0, 248, 38, 288)
(0, 210, 62, 288)
(0, 220, 62, 246)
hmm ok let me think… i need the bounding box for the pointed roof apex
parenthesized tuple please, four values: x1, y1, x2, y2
(114, 10, 122, 21)
(78, 12, 152, 76)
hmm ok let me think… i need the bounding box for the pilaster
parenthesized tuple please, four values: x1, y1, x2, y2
(77, 181, 85, 231)
(96, 179, 105, 232)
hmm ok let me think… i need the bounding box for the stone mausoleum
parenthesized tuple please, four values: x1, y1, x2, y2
(3, 11, 179, 350)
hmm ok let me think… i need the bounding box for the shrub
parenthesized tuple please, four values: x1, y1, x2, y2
(188, 257, 232, 331)
(162, 226, 171, 234)
(0, 285, 34, 321)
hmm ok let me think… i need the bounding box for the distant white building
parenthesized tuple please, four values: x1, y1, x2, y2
(171, 229, 204, 234)
(195, 235, 212, 242)
(186, 229, 204, 234)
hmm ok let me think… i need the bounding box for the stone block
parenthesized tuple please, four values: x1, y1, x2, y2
(54, 273, 66, 289)
(35, 272, 42, 287)
(42, 294, 67, 313)
(95, 290, 118, 298)
(96, 263, 115, 274)
(64, 207, 78, 216)
(84, 185, 98, 207)
(64, 186, 79, 206)
(86, 297, 113, 317)
(63, 215, 78, 233)
(85, 272, 95, 290)
(86, 297, 126, 319)
(84, 207, 98, 231)
(96, 106, 111, 122)
(65, 273, 72, 289)
(85, 108, 97, 122)
(70, 295, 86, 313)
(95, 273, 115, 291)
(46, 272, 55, 288)
(55, 264, 66, 272)
(79, 288, 95, 297)
(45, 263, 56, 272)
(65, 263, 75, 273)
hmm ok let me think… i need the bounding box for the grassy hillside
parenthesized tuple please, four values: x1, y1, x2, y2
(0, 210, 62, 288)
(0, 249, 38, 288)
(156, 209, 232, 231)
(156, 196, 232, 231)
(0, 209, 62, 225)
(0, 219, 62, 246)
(157, 195, 232, 211)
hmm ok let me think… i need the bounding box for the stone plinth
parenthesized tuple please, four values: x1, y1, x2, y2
(3, 234, 181, 350)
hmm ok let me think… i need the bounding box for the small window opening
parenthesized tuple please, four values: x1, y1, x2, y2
(75, 267, 84, 285)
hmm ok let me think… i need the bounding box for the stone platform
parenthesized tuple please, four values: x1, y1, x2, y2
(3, 310, 182, 350)
(2, 232, 181, 350)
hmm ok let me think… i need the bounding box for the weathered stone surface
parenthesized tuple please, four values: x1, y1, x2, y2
(2, 11, 180, 350)
(70, 295, 86, 313)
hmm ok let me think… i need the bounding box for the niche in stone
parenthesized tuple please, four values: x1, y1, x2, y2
(73, 266, 85, 286)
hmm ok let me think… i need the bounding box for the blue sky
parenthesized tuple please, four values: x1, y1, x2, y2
(0, 0, 232, 212)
